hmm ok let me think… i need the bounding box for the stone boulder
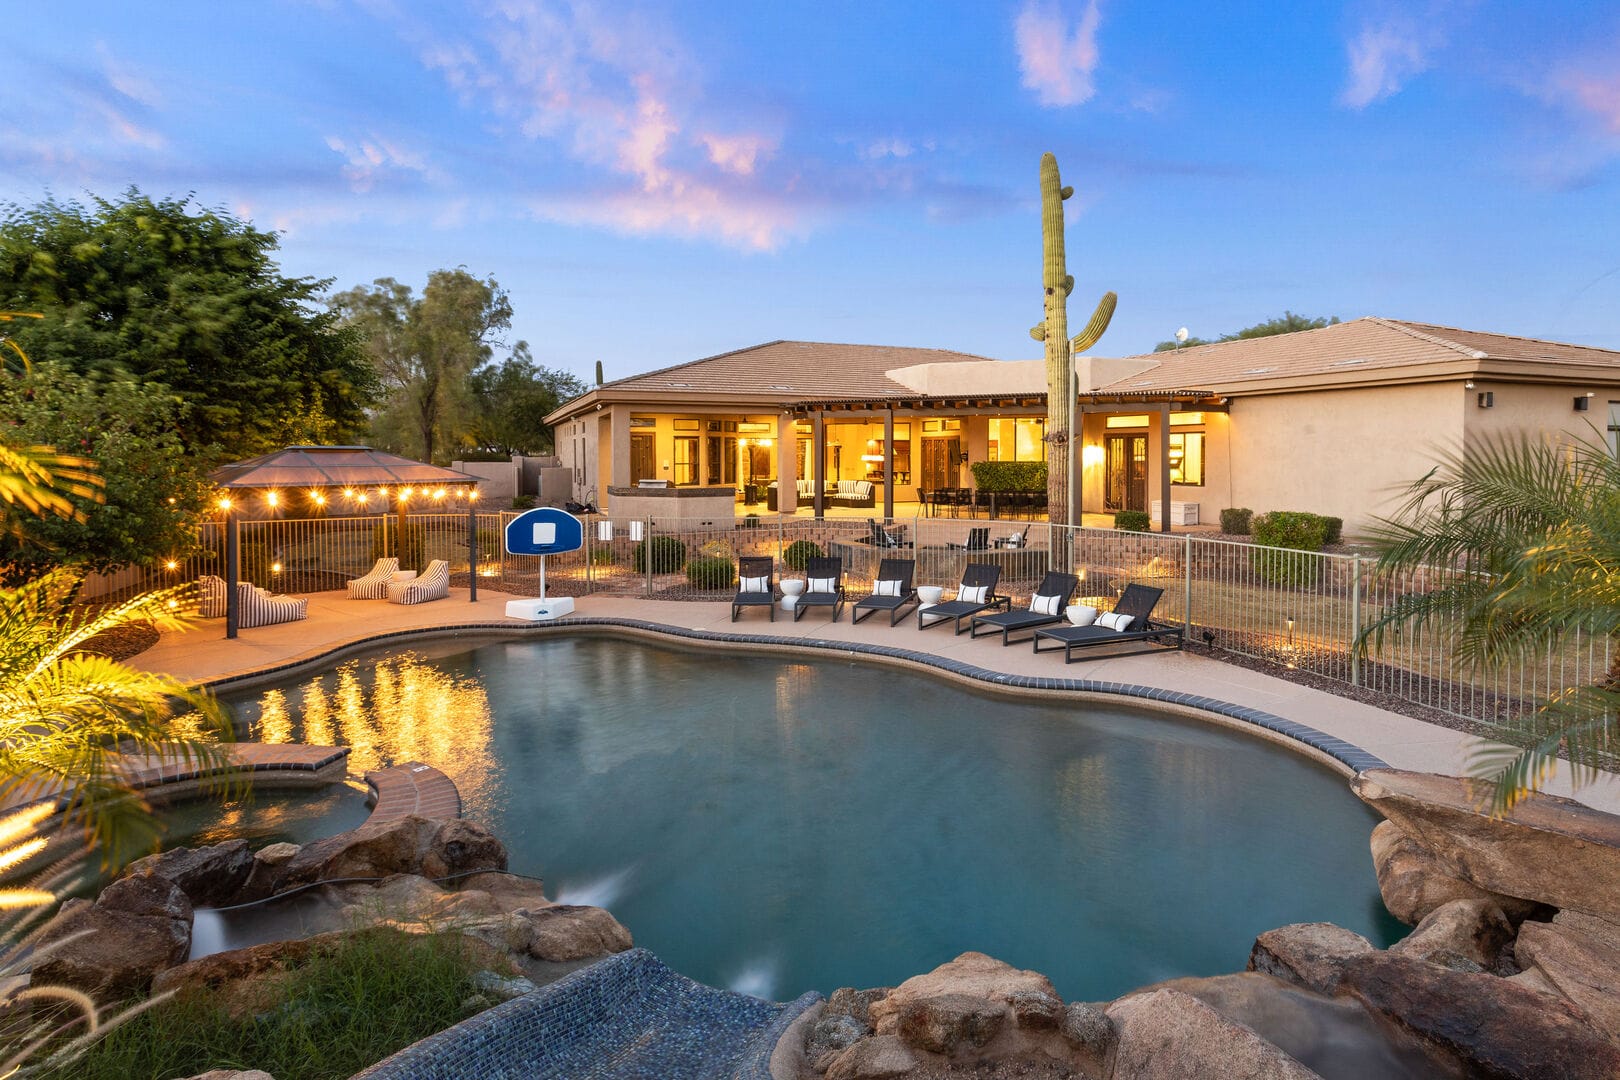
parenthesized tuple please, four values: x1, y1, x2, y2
(867, 951, 1062, 1059)
(1106, 987, 1321, 1079)
(1353, 769, 1620, 922)
(1370, 820, 1541, 925)
(1339, 950, 1620, 1079)
(125, 840, 255, 907)
(1247, 922, 1374, 994)
(525, 904, 633, 962)
(892, 991, 1007, 1054)
(824, 1034, 918, 1080)
(1514, 914, 1620, 1042)
(1389, 898, 1514, 972)
(280, 814, 443, 886)
(34, 874, 192, 999)
(1060, 1001, 1117, 1075)
(421, 818, 507, 879)
(451, 871, 551, 913)
(806, 987, 890, 1070)
(238, 841, 301, 902)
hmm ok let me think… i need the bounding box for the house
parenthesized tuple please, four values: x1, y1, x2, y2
(543, 318, 1620, 532)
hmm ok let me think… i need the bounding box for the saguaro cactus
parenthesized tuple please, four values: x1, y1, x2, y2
(1029, 153, 1116, 566)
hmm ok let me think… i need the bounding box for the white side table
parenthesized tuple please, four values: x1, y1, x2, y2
(917, 585, 944, 609)
(780, 578, 805, 613)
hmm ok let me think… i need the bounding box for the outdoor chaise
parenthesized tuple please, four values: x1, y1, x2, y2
(946, 527, 990, 551)
(732, 556, 776, 622)
(347, 557, 400, 599)
(969, 571, 1079, 645)
(198, 575, 308, 628)
(1032, 584, 1184, 663)
(994, 525, 1031, 549)
(850, 558, 919, 625)
(917, 562, 1007, 633)
(861, 519, 913, 549)
(794, 557, 845, 622)
(387, 559, 450, 605)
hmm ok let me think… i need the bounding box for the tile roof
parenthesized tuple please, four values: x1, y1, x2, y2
(1095, 316, 1620, 394)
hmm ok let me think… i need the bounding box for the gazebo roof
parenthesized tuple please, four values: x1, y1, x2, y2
(208, 446, 476, 490)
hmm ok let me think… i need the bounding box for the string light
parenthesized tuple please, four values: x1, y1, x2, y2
(216, 495, 233, 510)
(266, 491, 279, 508)
(164, 560, 178, 571)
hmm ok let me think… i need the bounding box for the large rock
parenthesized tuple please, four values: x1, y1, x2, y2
(421, 818, 507, 879)
(281, 815, 442, 885)
(452, 871, 551, 913)
(525, 904, 633, 961)
(824, 1034, 918, 1080)
(1389, 898, 1514, 971)
(1339, 950, 1620, 1079)
(892, 991, 1007, 1054)
(1514, 916, 1620, 1041)
(1354, 769, 1620, 922)
(34, 875, 193, 999)
(868, 952, 1059, 1047)
(1106, 987, 1321, 1079)
(237, 841, 301, 902)
(1060, 1001, 1117, 1075)
(124, 840, 255, 907)
(1370, 820, 1540, 925)
(1247, 922, 1374, 993)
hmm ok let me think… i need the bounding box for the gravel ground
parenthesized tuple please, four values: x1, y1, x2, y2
(75, 621, 161, 661)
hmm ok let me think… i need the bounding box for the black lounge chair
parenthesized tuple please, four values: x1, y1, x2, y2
(918, 562, 1008, 633)
(732, 556, 776, 622)
(969, 571, 1079, 645)
(947, 527, 990, 551)
(851, 559, 919, 625)
(1032, 584, 1185, 663)
(794, 557, 845, 622)
(994, 524, 1031, 549)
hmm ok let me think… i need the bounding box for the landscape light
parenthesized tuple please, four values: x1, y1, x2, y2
(271, 562, 282, 573)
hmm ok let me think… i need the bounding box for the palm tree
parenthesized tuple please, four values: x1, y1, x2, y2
(1363, 430, 1620, 813)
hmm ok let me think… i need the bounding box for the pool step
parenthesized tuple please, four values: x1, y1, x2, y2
(364, 760, 461, 822)
(354, 948, 822, 1079)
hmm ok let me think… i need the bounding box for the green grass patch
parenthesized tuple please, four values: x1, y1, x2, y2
(47, 928, 493, 1080)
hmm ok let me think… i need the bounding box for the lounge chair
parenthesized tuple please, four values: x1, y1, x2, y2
(387, 559, 450, 605)
(994, 525, 1030, 549)
(1032, 584, 1184, 663)
(969, 571, 1079, 645)
(861, 519, 913, 549)
(347, 557, 400, 599)
(947, 527, 990, 551)
(917, 562, 1007, 633)
(794, 557, 845, 622)
(850, 558, 919, 625)
(732, 556, 776, 622)
(198, 575, 308, 627)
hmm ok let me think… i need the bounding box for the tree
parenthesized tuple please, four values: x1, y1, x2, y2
(0, 364, 212, 579)
(331, 269, 513, 464)
(467, 343, 586, 455)
(1153, 311, 1339, 352)
(1363, 432, 1620, 813)
(0, 190, 377, 460)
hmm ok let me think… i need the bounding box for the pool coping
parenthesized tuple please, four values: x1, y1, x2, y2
(201, 616, 1388, 778)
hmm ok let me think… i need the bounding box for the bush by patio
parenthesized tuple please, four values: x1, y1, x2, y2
(1250, 511, 1329, 586)
(969, 460, 1047, 493)
(782, 540, 822, 570)
(684, 555, 735, 589)
(1220, 507, 1253, 534)
(1114, 510, 1151, 532)
(632, 535, 686, 574)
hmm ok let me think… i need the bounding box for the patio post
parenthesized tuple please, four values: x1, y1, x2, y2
(1157, 402, 1172, 534)
(812, 412, 826, 520)
(883, 408, 895, 522)
(467, 503, 478, 603)
(224, 509, 239, 640)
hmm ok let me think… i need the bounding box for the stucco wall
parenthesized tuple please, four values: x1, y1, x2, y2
(1462, 381, 1620, 448)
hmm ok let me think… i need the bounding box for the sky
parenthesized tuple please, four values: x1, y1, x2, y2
(6, 1, 1620, 385)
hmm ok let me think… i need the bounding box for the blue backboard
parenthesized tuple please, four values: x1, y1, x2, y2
(505, 508, 584, 556)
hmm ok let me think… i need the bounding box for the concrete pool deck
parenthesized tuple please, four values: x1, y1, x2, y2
(131, 588, 1620, 814)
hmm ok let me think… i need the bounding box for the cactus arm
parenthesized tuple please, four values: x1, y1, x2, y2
(1030, 324, 1047, 342)
(1070, 292, 1118, 354)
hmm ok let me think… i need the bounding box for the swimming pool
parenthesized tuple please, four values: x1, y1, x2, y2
(220, 635, 1401, 1002)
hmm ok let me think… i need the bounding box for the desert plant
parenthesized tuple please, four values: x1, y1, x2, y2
(632, 535, 686, 574)
(1250, 511, 1328, 586)
(782, 540, 822, 570)
(1113, 510, 1151, 532)
(684, 555, 735, 589)
(1219, 507, 1253, 534)
(510, 495, 535, 510)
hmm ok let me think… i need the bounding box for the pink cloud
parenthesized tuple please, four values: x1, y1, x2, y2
(1014, 0, 1103, 108)
(700, 132, 775, 176)
(1340, 21, 1434, 108)
(1560, 72, 1620, 134)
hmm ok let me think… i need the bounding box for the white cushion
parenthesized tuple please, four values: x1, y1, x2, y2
(808, 576, 836, 593)
(741, 575, 769, 593)
(1065, 604, 1099, 626)
(873, 579, 902, 597)
(1001, 534, 1024, 547)
(958, 584, 988, 604)
(1097, 611, 1136, 632)
(1030, 593, 1061, 616)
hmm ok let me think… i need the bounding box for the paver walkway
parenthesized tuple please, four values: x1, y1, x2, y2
(365, 761, 461, 822)
(131, 588, 1620, 813)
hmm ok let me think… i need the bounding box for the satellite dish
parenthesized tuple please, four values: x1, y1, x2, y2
(1175, 327, 1189, 343)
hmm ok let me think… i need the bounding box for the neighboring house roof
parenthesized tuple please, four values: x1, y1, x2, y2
(1099, 316, 1620, 396)
(210, 446, 475, 490)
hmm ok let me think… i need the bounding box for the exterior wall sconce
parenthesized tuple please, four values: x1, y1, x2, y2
(1464, 381, 1475, 389)
(1576, 393, 1595, 412)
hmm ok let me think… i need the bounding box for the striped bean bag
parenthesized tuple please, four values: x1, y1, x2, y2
(347, 557, 401, 599)
(387, 559, 450, 605)
(239, 584, 308, 628)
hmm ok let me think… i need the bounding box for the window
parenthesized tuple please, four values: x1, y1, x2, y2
(923, 418, 963, 433)
(988, 418, 1045, 461)
(1169, 433, 1205, 486)
(706, 435, 737, 484)
(630, 415, 656, 428)
(673, 418, 701, 432)
(673, 437, 698, 485)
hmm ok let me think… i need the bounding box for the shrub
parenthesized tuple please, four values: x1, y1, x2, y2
(684, 554, 735, 589)
(632, 535, 686, 573)
(782, 539, 822, 570)
(589, 547, 614, 566)
(1321, 516, 1343, 545)
(510, 494, 536, 510)
(1250, 511, 1329, 586)
(1114, 510, 1151, 532)
(969, 460, 1047, 493)
(1220, 507, 1253, 534)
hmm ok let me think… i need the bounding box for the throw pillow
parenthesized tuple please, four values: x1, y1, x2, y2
(873, 579, 902, 597)
(1031, 593, 1061, 616)
(741, 575, 769, 593)
(959, 584, 988, 604)
(808, 576, 836, 593)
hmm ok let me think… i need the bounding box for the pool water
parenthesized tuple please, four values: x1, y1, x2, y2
(221, 635, 1402, 1002)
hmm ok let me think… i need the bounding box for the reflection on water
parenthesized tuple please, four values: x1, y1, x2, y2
(234, 652, 502, 823)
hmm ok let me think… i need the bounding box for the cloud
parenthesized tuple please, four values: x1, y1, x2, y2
(324, 134, 440, 193)
(700, 132, 774, 176)
(1014, 0, 1103, 108)
(1557, 71, 1620, 135)
(1338, 6, 1455, 109)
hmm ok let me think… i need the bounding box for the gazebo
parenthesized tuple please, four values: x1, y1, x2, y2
(208, 446, 483, 638)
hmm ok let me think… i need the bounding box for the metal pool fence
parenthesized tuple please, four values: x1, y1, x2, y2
(87, 511, 1611, 728)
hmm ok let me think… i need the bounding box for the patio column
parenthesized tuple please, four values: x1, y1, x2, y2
(775, 414, 797, 514)
(224, 509, 239, 640)
(813, 412, 827, 519)
(1157, 402, 1172, 534)
(883, 408, 895, 521)
(608, 404, 631, 489)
